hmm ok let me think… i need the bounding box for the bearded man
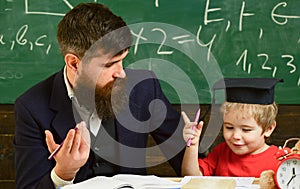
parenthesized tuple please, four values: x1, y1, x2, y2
(13, 3, 185, 189)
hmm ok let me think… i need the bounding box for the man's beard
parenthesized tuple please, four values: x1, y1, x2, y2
(74, 70, 128, 121)
(95, 78, 127, 121)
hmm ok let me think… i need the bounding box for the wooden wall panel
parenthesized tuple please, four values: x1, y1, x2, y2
(0, 104, 15, 189)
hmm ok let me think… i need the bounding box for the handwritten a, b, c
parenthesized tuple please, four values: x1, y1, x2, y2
(1, 24, 51, 55)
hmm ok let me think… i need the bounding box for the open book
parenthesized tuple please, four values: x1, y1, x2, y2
(61, 174, 189, 189)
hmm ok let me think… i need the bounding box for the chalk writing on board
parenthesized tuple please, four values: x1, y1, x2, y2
(25, 0, 161, 15)
(0, 71, 23, 80)
(24, 0, 100, 16)
(131, 25, 216, 62)
(203, 0, 300, 86)
(155, 0, 159, 7)
(204, 0, 225, 26)
(203, 0, 256, 31)
(271, 2, 300, 25)
(0, 35, 5, 45)
(0, 25, 51, 55)
(25, 0, 71, 16)
(151, 28, 173, 55)
(23, 0, 300, 30)
(131, 22, 300, 87)
(205, 0, 300, 27)
(4, 0, 299, 88)
(236, 50, 299, 86)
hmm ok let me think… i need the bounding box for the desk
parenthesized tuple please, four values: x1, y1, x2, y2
(167, 177, 260, 189)
(61, 175, 261, 189)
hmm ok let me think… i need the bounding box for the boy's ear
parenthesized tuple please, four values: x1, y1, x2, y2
(264, 121, 276, 138)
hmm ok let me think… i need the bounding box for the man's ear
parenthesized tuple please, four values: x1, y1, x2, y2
(64, 53, 80, 87)
(264, 121, 276, 138)
(65, 53, 80, 73)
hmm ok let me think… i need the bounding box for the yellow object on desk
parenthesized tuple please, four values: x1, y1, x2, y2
(182, 177, 236, 189)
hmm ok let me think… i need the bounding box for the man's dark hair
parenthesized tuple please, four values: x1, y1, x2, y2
(57, 3, 132, 59)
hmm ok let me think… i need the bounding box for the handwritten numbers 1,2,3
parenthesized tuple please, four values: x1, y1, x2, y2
(236, 50, 299, 86)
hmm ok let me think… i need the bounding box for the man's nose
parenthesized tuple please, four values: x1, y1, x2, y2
(117, 69, 126, 78)
(113, 63, 126, 78)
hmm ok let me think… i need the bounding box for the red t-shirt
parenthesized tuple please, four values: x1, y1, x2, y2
(198, 142, 279, 177)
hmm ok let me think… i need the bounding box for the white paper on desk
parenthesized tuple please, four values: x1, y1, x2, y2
(61, 174, 189, 189)
(186, 176, 257, 188)
(61, 176, 134, 189)
(235, 185, 260, 189)
(232, 177, 255, 186)
(234, 177, 259, 189)
(114, 174, 190, 188)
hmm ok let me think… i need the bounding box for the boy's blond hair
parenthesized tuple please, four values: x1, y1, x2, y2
(220, 102, 278, 133)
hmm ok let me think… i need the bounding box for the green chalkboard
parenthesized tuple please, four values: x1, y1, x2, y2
(0, 0, 299, 104)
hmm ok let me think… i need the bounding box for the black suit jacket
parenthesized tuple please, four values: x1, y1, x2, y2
(13, 68, 185, 189)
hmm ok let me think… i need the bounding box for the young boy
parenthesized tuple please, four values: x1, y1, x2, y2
(181, 78, 283, 177)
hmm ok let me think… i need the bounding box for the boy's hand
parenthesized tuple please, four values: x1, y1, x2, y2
(181, 111, 204, 146)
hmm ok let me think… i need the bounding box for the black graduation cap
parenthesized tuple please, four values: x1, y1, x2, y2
(213, 78, 284, 105)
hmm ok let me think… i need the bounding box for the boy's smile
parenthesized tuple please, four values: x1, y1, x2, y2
(223, 110, 269, 155)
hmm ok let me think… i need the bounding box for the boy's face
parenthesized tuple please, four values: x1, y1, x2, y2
(222, 110, 270, 155)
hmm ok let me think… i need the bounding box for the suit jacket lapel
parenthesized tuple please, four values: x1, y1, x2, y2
(44, 69, 91, 181)
(49, 69, 76, 141)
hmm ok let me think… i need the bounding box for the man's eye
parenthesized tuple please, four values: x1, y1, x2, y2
(105, 63, 113, 67)
(105, 61, 119, 67)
